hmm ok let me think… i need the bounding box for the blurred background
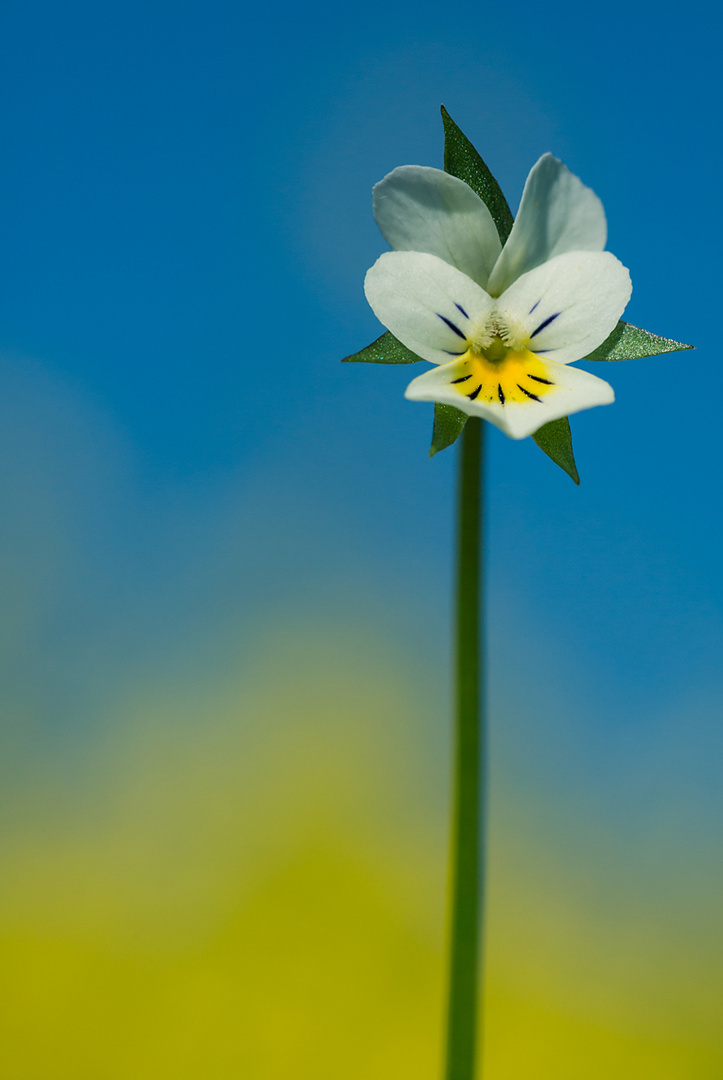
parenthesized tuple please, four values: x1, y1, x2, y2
(0, 0, 721, 1076)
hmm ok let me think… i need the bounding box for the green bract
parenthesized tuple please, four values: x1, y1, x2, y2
(441, 105, 513, 246)
(531, 417, 580, 485)
(344, 108, 693, 482)
(430, 403, 469, 458)
(584, 320, 692, 362)
(342, 330, 422, 365)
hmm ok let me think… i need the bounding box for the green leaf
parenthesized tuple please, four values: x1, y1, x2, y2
(430, 403, 468, 457)
(441, 105, 514, 245)
(531, 417, 580, 485)
(341, 330, 424, 365)
(584, 320, 693, 362)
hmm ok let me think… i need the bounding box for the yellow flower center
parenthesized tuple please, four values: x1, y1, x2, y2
(451, 336, 555, 406)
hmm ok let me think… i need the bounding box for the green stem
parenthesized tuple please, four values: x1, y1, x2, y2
(445, 417, 485, 1080)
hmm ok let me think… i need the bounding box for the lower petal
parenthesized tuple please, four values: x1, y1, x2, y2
(404, 354, 614, 440)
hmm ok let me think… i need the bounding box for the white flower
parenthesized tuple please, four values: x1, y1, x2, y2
(364, 155, 632, 439)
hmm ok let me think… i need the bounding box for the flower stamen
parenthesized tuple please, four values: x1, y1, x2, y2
(468, 308, 529, 354)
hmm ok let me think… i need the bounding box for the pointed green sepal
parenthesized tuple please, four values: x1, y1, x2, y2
(341, 330, 424, 365)
(531, 417, 580, 485)
(584, 320, 693, 362)
(441, 105, 514, 245)
(430, 403, 468, 457)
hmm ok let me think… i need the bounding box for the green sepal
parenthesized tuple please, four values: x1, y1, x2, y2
(441, 105, 514, 245)
(584, 320, 693, 362)
(341, 330, 424, 365)
(531, 417, 580, 485)
(430, 403, 468, 457)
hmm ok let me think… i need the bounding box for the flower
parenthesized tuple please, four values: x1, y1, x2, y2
(364, 155, 632, 439)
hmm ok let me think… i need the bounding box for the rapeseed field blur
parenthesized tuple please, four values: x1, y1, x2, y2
(1, 584, 721, 1077)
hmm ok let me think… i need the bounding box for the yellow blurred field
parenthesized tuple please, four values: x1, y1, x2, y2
(1, 622, 720, 1079)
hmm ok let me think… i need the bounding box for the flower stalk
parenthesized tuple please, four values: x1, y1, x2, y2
(343, 103, 693, 1080)
(445, 416, 485, 1080)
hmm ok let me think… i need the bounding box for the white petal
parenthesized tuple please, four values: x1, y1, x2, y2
(499, 251, 632, 364)
(373, 166, 502, 288)
(405, 355, 615, 440)
(364, 251, 495, 365)
(487, 154, 607, 296)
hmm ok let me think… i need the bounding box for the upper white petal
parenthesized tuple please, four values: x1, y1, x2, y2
(498, 251, 632, 364)
(404, 355, 615, 440)
(364, 251, 495, 365)
(487, 154, 608, 296)
(373, 166, 502, 288)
